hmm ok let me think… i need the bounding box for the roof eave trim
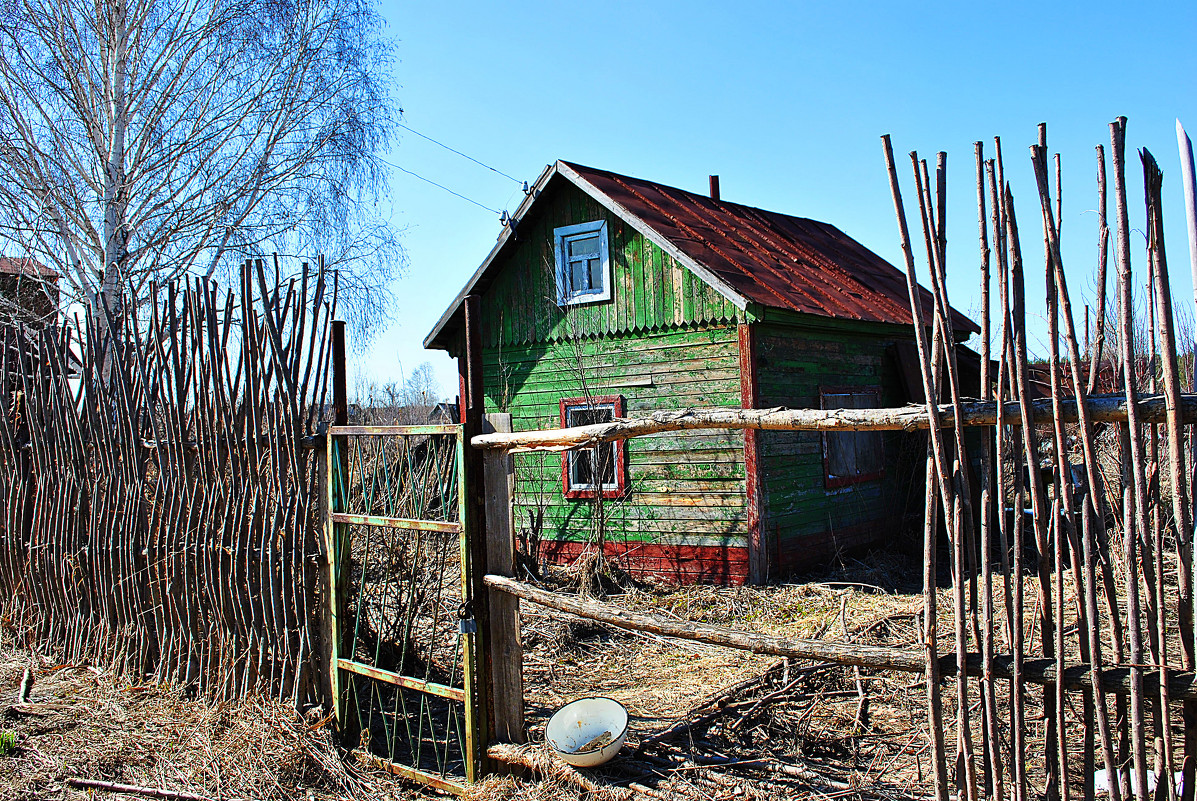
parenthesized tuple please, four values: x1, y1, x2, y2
(423, 162, 559, 350)
(555, 162, 749, 312)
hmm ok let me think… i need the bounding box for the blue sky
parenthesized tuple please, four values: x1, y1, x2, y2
(356, 0, 1197, 402)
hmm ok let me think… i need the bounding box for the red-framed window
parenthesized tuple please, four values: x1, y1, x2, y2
(560, 395, 627, 499)
(821, 386, 885, 489)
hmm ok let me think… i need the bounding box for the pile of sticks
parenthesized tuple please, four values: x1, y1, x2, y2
(493, 660, 871, 799)
(883, 118, 1197, 801)
(0, 258, 334, 707)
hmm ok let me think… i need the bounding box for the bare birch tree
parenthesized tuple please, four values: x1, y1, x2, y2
(0, 0, 398, 329)
(402, 361, 442, 406)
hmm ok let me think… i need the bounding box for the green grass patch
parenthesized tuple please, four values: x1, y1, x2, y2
(0, 729, 16, 756)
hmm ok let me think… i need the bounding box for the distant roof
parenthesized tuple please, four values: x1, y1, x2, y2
(426, 160, 977, 350)
(0, 257, 59, 279)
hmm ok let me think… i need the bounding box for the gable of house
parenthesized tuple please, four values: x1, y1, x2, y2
(472, 177, 750, 583)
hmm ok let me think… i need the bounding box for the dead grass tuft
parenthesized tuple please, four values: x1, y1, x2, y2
(0, 641, 422, 801)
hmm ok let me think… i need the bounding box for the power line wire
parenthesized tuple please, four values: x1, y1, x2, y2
(397, 122, 523, 184)
(382, 158, 502, 214)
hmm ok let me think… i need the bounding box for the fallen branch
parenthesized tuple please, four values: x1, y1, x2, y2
(625, 782, 681, 800)
(730, 672, 819, 732)
(637, 661, 789, 752)
(636, 700, 755, 754)
(486, 574, 1197, 700)
(63, 777, 238, 801)
(644, 747, 851, 791)
(18, 666, 33, 703)
(4, 707, 48, 721)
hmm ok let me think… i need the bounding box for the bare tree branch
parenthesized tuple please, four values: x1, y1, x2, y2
(0, 0, 399, 332)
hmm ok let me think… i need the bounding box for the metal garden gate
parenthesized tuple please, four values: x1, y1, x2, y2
(325, 423, 481, 792)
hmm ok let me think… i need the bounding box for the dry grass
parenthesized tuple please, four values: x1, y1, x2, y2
(0, 640, 423, 801)
(4, 543, 1169, 801)
(0, 554, 936, 801)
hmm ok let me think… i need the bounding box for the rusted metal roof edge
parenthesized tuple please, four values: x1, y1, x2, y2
(556, 162, 750, 313)
(424, 162, 557, 351)
(0, 257, 60, 279)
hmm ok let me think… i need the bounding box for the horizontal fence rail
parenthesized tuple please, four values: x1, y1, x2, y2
(470, 392, 1197, 451)
(485, 575, 1197, 701)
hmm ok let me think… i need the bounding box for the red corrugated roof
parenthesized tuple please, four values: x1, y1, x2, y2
(564, 161, 978, 333)
(0, 257, 59, 279)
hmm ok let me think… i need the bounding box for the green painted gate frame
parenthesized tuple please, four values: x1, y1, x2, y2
(324, 423, 485, 793)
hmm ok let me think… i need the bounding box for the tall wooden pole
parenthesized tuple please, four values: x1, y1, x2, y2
(483, 414, 525, 745)
(330, 320, 352, 734)
(461, 294, 493, 779)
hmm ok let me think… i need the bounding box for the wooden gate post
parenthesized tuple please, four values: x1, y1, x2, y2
(461, 295, 493, 779)
(483, 413, 525, 744)
(324, 320, 351, 729)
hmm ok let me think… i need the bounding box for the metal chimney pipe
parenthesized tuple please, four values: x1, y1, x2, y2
(709, 175, 720, 201)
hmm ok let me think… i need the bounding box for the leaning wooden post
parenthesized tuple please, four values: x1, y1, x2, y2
(1177, 118, 1197, 787)
(325, 320, 350, 728)
(461, 294, 493, 781)
(1178, 120, 1197, 346)
(483, 413, 525, 745)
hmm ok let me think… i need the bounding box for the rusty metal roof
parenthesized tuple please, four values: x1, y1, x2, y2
(425, 160, 977, 351)
(563, 161, 977, 333)
(0, 257, 59, 279)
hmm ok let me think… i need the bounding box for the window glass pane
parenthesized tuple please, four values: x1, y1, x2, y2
(566, 404, 617, 489)
(571, 445, 615, 487)
(571, 261, 588, 293)
(568, 407, 613, 427)
(573, 449, 594, 485)
(592, 443, 614, 485)
(568, 235, 600, 258)
(588, 258, 603, 292)
(828, 430, 853, 477)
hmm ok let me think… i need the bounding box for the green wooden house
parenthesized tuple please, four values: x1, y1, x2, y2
(426, 161, 977, 584)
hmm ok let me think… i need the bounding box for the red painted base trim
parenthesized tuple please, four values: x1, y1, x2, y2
(540, 541, 750, 586)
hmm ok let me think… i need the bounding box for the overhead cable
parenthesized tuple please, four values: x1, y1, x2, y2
(382, 158, 502, 214)
(397, 123, 523, 185)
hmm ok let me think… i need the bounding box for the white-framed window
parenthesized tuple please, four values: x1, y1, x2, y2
(821, 387, 885, 489)
(553, 220, 611, 306)
(560, 395, 626, 499)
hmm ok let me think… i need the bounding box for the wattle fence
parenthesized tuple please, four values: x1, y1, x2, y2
(0, 260, 334, 707)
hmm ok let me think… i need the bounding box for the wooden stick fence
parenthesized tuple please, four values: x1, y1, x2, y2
(0, 258, 334, 707)
(475, 119, 1197, 801)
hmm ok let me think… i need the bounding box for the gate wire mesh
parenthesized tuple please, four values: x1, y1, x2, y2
(332, 429, 472, 785)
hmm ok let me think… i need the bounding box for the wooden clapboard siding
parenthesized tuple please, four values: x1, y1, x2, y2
(480, 324, 748, 571)
(753, 317, 923, 571)
(480, 179, 740, 348)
